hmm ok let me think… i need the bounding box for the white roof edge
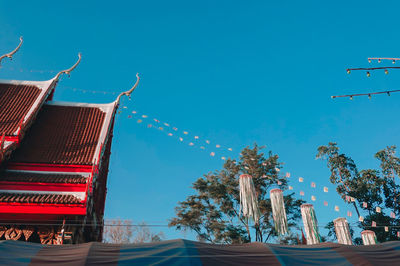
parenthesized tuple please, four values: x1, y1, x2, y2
(0, 78, 55, 89)
(92, 102, 116, 164)
(46, 101, 116, 113)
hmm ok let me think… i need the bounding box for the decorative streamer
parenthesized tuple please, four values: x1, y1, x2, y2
(301, 204, 321, 245)
(239, 174, 260, 225)
(361, 230, 377, 245)
(333, 217, 352, 245)
(270, 189, 288, 235)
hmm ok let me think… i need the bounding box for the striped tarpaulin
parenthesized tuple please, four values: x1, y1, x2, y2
(0, 239, 400, 265)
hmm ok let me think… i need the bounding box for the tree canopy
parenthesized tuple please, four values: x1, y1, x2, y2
(317, 143, 400, 243)
(169, 144, 304, 244)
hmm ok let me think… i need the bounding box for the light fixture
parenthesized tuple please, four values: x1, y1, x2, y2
(368, 94, 371, 99)
(387, 92, 391, 96)
(366, 71, 371, 77)
(368, 59, 372, 63)
(393, 60, 396, 64)
(347, 69, 351, 74)
(378, 59, 381, 63)
(385, 69, 389, 74)
(350, 96, 353, 100)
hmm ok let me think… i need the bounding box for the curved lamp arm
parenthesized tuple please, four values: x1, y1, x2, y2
(54, 53, 82, 81)
(115, 73, 140, 105)
(0, 36, 23, 66)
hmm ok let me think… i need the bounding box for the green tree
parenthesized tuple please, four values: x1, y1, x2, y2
(317, 143, 400, 243)
(169, 144, 304, 244)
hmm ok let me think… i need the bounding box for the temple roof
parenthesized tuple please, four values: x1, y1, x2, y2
(0, 79, 57, 162)
(9, 102, 115, 166)
(0, 79, 56, 136)
(0, 192, 83, 204)
(0, 171, 87, 184)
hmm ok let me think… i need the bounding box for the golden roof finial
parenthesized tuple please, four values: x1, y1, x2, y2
(54, 53, 82, 81)
(0, 36, 23, 67)
(115, 73, 140, 105)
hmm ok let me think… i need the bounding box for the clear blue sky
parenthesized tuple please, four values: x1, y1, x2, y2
(1, 0, 400, 241)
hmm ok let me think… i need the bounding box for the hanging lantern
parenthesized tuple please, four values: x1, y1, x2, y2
(333, 217, 352, 245)
(361, 230, 377, 245)
(301, 204, 321, 245)
(239, 174, 260, 224)
(270, 189, 288, 235)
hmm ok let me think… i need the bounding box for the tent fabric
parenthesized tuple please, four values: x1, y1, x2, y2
(0, 239, 400, 265)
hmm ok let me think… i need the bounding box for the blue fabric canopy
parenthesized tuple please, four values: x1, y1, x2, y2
(1, 239, 400, 265)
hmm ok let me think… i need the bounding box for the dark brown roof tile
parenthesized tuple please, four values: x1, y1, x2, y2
(10, 105, 106, 165)
(0, 192, 83, 204)
(0, 171, 87, 184)
(0, 84, 41, 135)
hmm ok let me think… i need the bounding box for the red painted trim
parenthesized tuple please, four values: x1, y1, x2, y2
(0, 203, 87, 215)
(7, 163, 93, 172)
(4, 136, 18, 142)
(0, 182, 87, 192)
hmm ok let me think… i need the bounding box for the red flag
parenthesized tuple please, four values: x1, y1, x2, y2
(301, 229, 307, 245)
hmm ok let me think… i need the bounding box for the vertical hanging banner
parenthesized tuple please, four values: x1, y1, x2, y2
(270, 189, 288, 235)
(361, 230, 377, 245)
(239, 174, 260, 224)
(333, 217, 352, 245)
(301, 204, 321, 245)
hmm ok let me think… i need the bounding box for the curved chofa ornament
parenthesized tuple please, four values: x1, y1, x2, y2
(0, 36, 23, 67)
(53, 53, 82, 81)
(115, 73, 140, 106)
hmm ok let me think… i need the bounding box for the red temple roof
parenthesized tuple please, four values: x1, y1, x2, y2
(0, 49, 139, 243)
(9, 102, 114, 165)
(0, 79, 57, 161)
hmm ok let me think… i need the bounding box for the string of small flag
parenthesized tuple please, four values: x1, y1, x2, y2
(118, 107, 234, 161)
(118, 105, 391, 230)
